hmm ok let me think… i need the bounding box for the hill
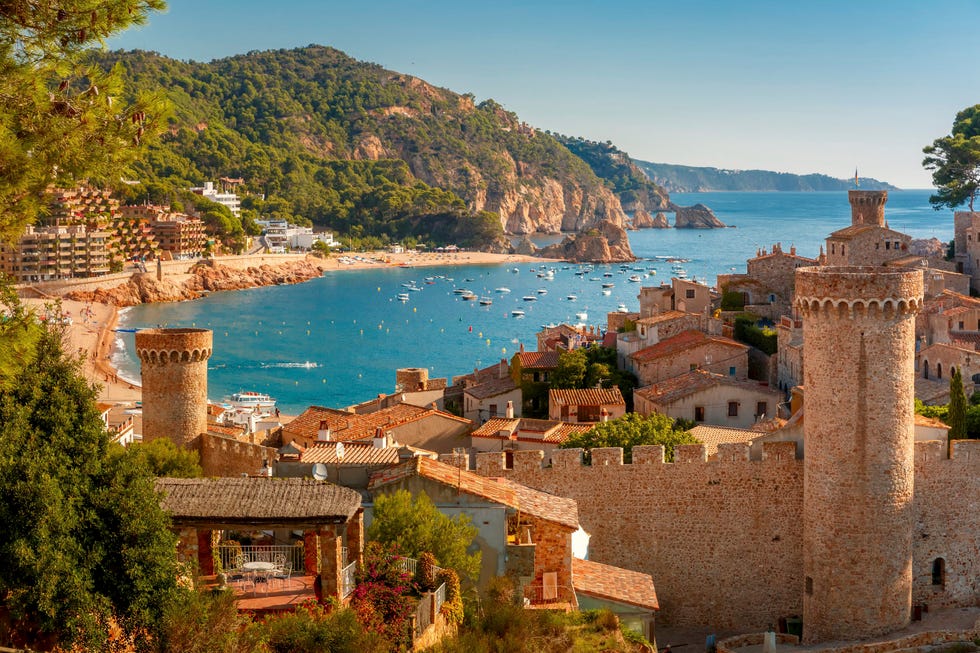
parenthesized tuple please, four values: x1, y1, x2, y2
(634, 161, 898, 192)
(93, 46, 652, 249)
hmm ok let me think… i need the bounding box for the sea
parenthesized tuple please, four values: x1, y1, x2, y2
(113, 190, 953, 414)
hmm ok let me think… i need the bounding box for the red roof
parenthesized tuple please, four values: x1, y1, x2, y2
(284, 403, 471, 443)
(549, 387, 625, 408)
(516, 351, 560, 369)
(470, 417, 591, 444)
(630, 330, 747, 364)
(635, 369, 777, 406)
(572, 558, 659, 611)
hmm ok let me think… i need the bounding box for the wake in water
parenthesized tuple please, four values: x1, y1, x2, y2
(207, 361, 320, 370)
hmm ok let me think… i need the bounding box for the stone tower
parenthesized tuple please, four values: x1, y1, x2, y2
(848, 189, 887, 227)
(135, 328, 213, 447)
(795, 266, 922, 643)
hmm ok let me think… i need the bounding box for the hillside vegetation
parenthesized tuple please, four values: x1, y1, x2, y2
(635, 160, 897, 192)
(93, 46, 650, 247)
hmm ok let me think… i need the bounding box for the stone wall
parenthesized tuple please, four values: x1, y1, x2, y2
(633, 341, 748, 386)
(199, 432, 276, 477)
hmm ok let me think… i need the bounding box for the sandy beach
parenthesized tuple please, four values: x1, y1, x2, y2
(26, 250, 552, 407)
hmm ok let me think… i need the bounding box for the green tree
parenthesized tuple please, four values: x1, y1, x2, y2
(559, 412, 697, 463)
(0, 0, 166, 239)
(923, 104, 980, 211)
(0, 297, 179, 648)
(551, 349, 587, 389)
(367, 490, 481, 586)
(948, 367, 968, 454)
(129, 437, 203, 477)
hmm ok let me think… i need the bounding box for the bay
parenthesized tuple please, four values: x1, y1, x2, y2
(114, 190, 953, 414)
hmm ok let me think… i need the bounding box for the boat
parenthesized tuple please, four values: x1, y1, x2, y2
(601, 289, 612, 296)
(479, 297, 493, 306)
(461, 291, 477, 300)
(537, 288, 548, 295)
(628, 275, 643, 282)
(617, 304, 629, 313)
(453, 288, 470, 295)
(401, 282, 416, 288)
(397, 293, 410, 301)
(602, 282, 615, 288)
(522, 295, 537, 302)
(494, 287, 511, 293)
(511, 309, 526, 317)
(511, 268, 520, 273)
(228, 391, 277, 410)
(603, 272, 614, 277)
(575, 311, 588, 321)
(566, 294, 577, 301)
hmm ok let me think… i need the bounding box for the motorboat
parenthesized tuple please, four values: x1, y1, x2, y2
(575, 311, 588, 321)
(617, 304, 629, 313)
(479, 297, 493, 306)
(522, 295, 537, 301)
(228, 391, 276, 410)
(566, 294, 577, 301)
(511, 309, 526, 317)
(494, 287, 511, 293)
(537, 288, 548, 295)
(397, 293, 410, 301)
(628, 275, 642, 282)
(602, 282, 614, 288)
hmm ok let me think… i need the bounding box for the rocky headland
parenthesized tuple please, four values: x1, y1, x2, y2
(536, 219, 635, 263)
(673, 203, 727, 228)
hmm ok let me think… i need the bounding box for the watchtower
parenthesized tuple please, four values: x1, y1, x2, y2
(848, 189, 887, 227)
(795, 266, 921, 643)
(135, 328, 213, 447)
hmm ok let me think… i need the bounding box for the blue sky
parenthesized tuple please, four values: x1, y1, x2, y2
(109, 0, 980, 189)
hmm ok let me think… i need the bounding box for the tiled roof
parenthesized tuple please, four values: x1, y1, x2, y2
(301, 441, 401, 465)
(914, 413, 950, 430)
(284, 403, 471, 443)
(630, 330, 747, 364)
(688, 424, 760, 457)
(207, 424, 244, 437)
(96, 402, 113, 414)
(635, 310, 690, 326)
(471, 418, 521, 438)
(464, 374, 518, 400)
(944, 306, 972, 318)
(470, 417, 591, 444)
(516, 351, 560, 369)
(572, 558, 659, 611)
(635, 369, 776, 406)
(549, 387, 625, 407)
(156, 477, 361, 523)
(368, 457, 579, 529)
(827, 224, 877, 239)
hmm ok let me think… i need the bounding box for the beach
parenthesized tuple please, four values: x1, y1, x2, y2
(27, 250, 550, 407)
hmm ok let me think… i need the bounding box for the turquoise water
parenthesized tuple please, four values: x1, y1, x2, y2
(114, 190, 951, 413)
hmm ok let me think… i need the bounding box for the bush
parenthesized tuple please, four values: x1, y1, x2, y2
(721, 289, 746, 311)
(733, 314, 777, 355)
(437, 568, 464, 625)
(258, 600, 387, 653)
(417, 551, 438, 592)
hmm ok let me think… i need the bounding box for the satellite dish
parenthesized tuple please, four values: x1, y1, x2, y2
(312, 463, 328, 481)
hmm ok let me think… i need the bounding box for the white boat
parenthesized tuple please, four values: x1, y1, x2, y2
(397, 293, 409, 301)
(461, 291, 477, 300)
(628, 275, 642, 282)
(511, 309, 526, 317)
(453, 288, 471, 295)
(229, 391, 277, 410)
(479, 297, 493, 306)
(511, 268, 520, 273)
(537, 288, 548, 295)
(494, 287, 511, 293)
(602, 282, 615, 288)
(603, 272, 614, 277)
(575, 311, 588, 321)
(566, 294, 577, 301)
(601, 289, 612, 296)
(523, 295, 537, 301)
(617, 304, 629, 313)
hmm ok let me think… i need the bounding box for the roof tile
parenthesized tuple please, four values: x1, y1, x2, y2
(572, 558, 659, 611)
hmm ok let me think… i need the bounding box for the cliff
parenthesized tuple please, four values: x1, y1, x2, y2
(635, 160, 899, 192)
(65, 259, 324, 307)
(537, 220, 635, 263)
(674, 204, 726, 229)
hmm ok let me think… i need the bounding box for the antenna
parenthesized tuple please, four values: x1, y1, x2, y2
(311, 463, 328, 481)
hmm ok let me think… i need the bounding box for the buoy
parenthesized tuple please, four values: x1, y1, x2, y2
(306, 330, 310, 335)
(478, 332, 482, 338)
(486, 339, 491, 345)
(413, 307, 417, 312)
(377, 287, 380, 292)
(359, 329, 363, 335)
(192, 322, 195, 326)
(469, 326, 473, 333)
(322, 379, 326, 383)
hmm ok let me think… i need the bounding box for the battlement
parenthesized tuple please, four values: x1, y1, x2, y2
(135, 328, 213, 365)
(915, 438, 980, 463)
(795, 266, 922, 318)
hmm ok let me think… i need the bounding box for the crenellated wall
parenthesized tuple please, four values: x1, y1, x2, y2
(199, 432, 276, 477)
(469, 439, 980, 632)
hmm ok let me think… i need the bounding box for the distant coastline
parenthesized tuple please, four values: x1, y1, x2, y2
(635, 160, 899, 193)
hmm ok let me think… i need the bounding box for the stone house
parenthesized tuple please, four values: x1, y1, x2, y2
(634, 369, 783, 428)
(916, 342, 980, 393)
(281, 403, 473, 453)
(716, 243, 817, 321)
(276, 438, 437, 488)
(616, 310, 702, 369)
(628, 329, 749, 386)
(572, 558, 660, 643)
(637, 278, 714, 317)
(536, 324, 604, 353)
(548, 387, 626, 423)
(952, 210, 980, 292)
(511, 349, 560, 416)
(686, 424, 765, 460)
(469, 417, 592, 461)
(775, 315, 804, 392)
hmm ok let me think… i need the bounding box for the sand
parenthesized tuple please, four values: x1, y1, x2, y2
(32, 250, 553, 406)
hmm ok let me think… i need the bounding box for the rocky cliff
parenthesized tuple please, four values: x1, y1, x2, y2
(66, 259, 324, 307)
(674, 204, 727, 229)
(537, 220, 635, 263)
(631, 208, 670, 229)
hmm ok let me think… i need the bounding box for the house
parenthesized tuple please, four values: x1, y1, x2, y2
(536, 324, 604, 353)
(448, 359, 521, 423)
(616, 310, 702, 369)
(98, 402, 137, 446)
(281, 403, 473, 453)
(277, 438, 437, 488)
(367, 456, 584, 599)
(511, 349, 560, 416)
(572, 558, 659, 643)
(634, 369, 783, 428)
(716, 243, 817, 321)
(469, 417, 592, 461)
(637, 278, 714, 317)
(687, 424, 763, 460)
(548, 387, 626, 424)
(628, 329, 749, 386)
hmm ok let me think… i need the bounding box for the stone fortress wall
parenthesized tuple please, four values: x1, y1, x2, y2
(462, 439, 980, 632)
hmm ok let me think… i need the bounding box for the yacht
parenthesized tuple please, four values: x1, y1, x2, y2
(537, 288, 548, 295)
(566, 294, 577, 301)
(617, 304, 629, 313)
(479, 296, 493, 306)
(575, 311, 588, 321)
(494, 287, 511, 293)
(228, 391, 277, 410)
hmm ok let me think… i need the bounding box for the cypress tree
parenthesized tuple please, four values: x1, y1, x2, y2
(948, 367, 967, 455)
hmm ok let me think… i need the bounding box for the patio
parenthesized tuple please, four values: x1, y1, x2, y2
(199, 573, 319, 614)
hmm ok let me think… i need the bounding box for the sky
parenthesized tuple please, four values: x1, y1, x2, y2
(108, 0, 980, 189)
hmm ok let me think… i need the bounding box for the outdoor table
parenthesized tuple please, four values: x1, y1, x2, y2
(242, 561, 276, 572)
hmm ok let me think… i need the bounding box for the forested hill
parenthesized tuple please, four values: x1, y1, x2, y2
(634, 161, 898, 192)
(94, 46, 652, 248)
(552, 136, 671, 213)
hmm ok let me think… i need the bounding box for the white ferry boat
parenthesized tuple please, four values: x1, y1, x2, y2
(229, 391, 277, 410)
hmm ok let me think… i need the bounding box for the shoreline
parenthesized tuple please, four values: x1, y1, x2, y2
(30, 250, 555, 406)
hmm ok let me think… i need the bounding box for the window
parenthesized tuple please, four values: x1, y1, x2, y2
(489, 403, 498, 417)
(959, 321, 965, 330)
(885, 241, 891, 250)
(841, 245, 846, 256)
(937, 363, 943, 380)
(694, 406, 705, 422)
(894, 241, 900, 249)
(932, 558, 946, 588)
(685, 289, 695, 299)
(756, 402, 767, 418)
(728, 402, 739, 417)
(831, 243, 836, 254)
(690, 363, 698, 371)
(729, 366, 736, 376)
(876, 242, 880, 249)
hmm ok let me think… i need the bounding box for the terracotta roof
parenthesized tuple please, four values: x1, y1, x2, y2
(688, 424, 760, 457)
(470, 417, 591, 444)
(207, 424, 244, 437)
(156, 477, 361, 523)
(827, 224, 877, 239)
(516, 351, 561, 369)
(284, 403, 472, 443)
(630, 330, 747, 364)
(96, 402, 113, 414)
(572, 558, 659, 611)
(944, 306, 972, 318)
(635, 310, 691, 327)
(635, 369, 777, 406)
(914, 414, 950, 430)
(368, 457, 579, 529)
(471, 418, 521, 438)
(301, 441, 401, 465)
(464, 374, 518, 400)
(549, 387, 625, 407)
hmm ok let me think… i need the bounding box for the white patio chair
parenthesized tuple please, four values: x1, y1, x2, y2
(272, 561, 293, 590)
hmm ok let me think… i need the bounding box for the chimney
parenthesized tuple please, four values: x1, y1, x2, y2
(600, 408, 610, 423)
(505, 400, 514, 419)
(519, 342, 525, 353)
(335, 441, 345, 460)
(317, 420, 331, 442)
(499, 358, 508, 379)
(373, 426, 387, 449)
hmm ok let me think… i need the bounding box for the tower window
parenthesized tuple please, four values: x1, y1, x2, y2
(886, 241, 891, 250)
(937, 363, 943, 380)
(932, 558, 946, 588)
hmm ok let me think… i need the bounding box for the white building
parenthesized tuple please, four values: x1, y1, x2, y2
(190, 181, 241, 217)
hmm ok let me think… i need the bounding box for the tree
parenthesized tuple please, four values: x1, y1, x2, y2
(948, 368, 967, 454)
(923, 104, 980, 211)
(0, 0, 166, 239)
(129, 437, 202, 477)
(559, 412, 697, 463)
(551, 349, 587, 389)
(0, 294, 178, 649)
(367, 490, 481, 586)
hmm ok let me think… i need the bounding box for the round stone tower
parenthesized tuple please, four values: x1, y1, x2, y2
(848, 189, 887, 227)
(796, 266, 921, 643)
(135, 328, 213, 447)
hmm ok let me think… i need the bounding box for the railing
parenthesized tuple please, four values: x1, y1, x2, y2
(433, 582, 447, 615)
(520, 583, 578, 608)
(396, 556, 418, 576)
(217, 544, 304, 574)
(341, 561, 357, 599)
(412, 593, 433, 638)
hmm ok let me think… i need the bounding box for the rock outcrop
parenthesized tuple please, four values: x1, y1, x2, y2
(908, 237, 947, 259)
(631, 208, 670, 229)
(537, 220, 635, 263)
(512, 236, 538, 256)
(66, 259, 324, 307)
(674, 203, 726, 229)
